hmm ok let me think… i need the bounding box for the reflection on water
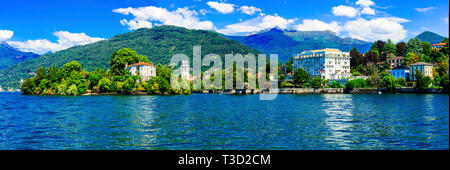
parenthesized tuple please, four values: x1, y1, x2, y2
(0, 93, 448, 150)
(322, 94, 354, 149)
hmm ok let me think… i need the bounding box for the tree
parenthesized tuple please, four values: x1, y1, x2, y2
(98, 77, 112, 92)
(330, 81, 341, 88)
(430, 48, 444, 63)
(404, 52, 420, 66)
(345, 78, 367, 89)
(63, 61, 82, 74)
(66, 84, 79, 95)
(382, 39, 397, 59)
(293, 68, 310, 87)
(437, 61, 449, 77)
(415, 70, 432, 90)
(35, 65, 47, 83)
(47, 64, 59, 82)
(405, 38, 423, 55)
(398, 77, 406, 87)
(88, 69, 104, 89)
(311, 77, 323, 88)
(350, 47, 364, 67)
(421, 41, 432, 57)
(440, 74, 449, 90)
(366, 75, 380, 87)
(396, 42, 407, 56)
(110, 48, 146, 76)
(439, 38, 449, 56)
(364, 50, 380, 63)
(371, 40, 385, 52)
(380, 75, 397, 92)
(21, 78, 36, 95)
(123, 76, 136, 92)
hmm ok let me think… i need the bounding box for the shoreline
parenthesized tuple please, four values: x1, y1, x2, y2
(12, 87, 448, 96)
(193, 88, 448, 94)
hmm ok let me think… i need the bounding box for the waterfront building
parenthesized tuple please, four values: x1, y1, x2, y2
(293, 48, 351, 81)
(387, 56, 404, 68)
(432, 43, 446, 50)
(0, 86, 2, 92)
(409, 62, 433, 81)
(391, 66, 409, 81)
(126, 62, 156, 81)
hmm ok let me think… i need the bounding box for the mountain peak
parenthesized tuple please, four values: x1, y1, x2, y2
(415, 31, 446, 44)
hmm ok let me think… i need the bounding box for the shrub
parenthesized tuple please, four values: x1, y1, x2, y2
(380, 75, 397, 92)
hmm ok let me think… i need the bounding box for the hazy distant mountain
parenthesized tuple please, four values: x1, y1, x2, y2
(225, 27, 372, 62)
(0, 25, 260, 89)
(415, 31, 446, 44)
(0, 42, 39, 70)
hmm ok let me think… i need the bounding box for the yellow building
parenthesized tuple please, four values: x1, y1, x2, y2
(409, 62, 433, 81)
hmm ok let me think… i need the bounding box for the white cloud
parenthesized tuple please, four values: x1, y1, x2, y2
(218, 14, 296, 35)
(293, 19, 342, 35)
(120, 19, 153, 30)
(332, 5, 358, 18)
(356, 0, 375, 7)
(113, 6, 215, 30)
(361, 7, 375, 15)
(206, 1, 235, 14)
(381, 17, 411, 23)
(343, 18, 407, 42)
(199, 9, 210, 15)
(415, 7, 436, 13)
(7, 31, 105, 54)
(0, 30, 14, 42)
(238, 6, 262, 15)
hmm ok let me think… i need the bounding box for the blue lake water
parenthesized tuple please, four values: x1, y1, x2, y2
(0, 92, 448, 150)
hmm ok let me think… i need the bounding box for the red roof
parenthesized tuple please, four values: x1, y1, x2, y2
(127, 62, 154, 67)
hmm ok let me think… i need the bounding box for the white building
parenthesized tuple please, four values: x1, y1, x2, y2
(126, 62, 156, 81)
(180, 60, 190, 80)
(293, 48, 351, 81)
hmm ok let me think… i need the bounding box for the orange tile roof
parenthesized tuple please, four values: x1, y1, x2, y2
(127, 62, 154, 67)
(432, 43, 446, 46)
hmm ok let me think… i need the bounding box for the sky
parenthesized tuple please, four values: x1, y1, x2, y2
(0, 0, 448, 54)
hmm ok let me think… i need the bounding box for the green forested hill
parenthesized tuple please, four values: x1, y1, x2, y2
(0, 25, 260, 89)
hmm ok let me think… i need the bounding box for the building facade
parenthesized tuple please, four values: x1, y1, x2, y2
(409, 62, 433, 81)
(387, 56, 404, 68)
(126, 62, 156, 81)
(293, 48, 351, 81)
(391, 66, 409, 81)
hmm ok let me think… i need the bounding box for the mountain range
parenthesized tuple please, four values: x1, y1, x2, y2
(0, 42, 39, 70)
(415, 31, 446, 44)
(226, 27, 373, 62)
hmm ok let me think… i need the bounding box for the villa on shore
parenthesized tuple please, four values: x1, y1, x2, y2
(126, 62, 156, 81)
(293, 48, 351, 84)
